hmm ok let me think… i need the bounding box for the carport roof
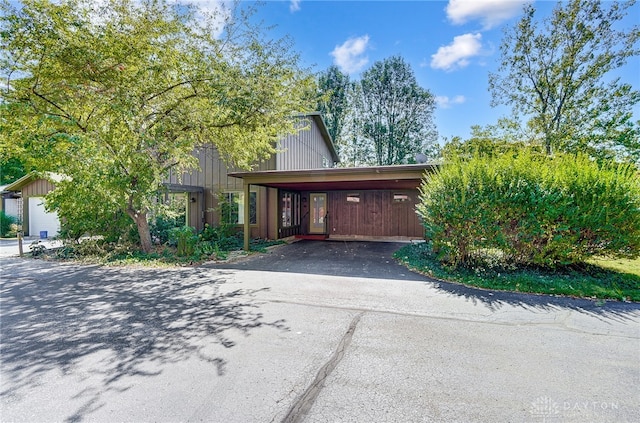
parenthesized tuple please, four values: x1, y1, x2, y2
(229, 163, 438, 191)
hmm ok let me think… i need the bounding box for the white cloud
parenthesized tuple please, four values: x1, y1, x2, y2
(182, 1, 231, 38)
(435, 95, 466, 109)
(446, 0, 532, 30)
(430, 33, 482, 71)
(331, 35, 370, 74)
(290, 0, 301, 13)
(80, 0, 230, 38)
(183, 0, 229, 19)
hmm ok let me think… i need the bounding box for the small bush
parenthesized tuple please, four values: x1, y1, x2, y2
(418, 152, 640, 268)
(151, 214, 183, 244)
(169, 226, 198, 257)
(394, 243, 640, 302)
(29, 240, 46, 257)
(0, 211, 17, 237)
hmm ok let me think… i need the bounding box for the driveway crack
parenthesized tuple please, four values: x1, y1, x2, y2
(281, 312, 364, 423)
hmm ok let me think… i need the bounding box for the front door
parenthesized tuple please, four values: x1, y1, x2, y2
(309, 193, 327, 234)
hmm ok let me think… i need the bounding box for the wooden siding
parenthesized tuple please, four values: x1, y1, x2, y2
(276, 117, 334, 170)
(165, 145, 275, 191)
(162, 114, 337, 237)
(22, 179, 56, 197)
(267, 187, 279, 240)
(327, 190, 423, 238)
(163, 145, 275, 232)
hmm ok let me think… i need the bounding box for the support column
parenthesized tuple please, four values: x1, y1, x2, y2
(243, 182, 251, 251)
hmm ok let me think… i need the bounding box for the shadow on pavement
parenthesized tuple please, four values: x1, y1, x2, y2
(0, 259, 286, 422)
(212, 240, 640, 322)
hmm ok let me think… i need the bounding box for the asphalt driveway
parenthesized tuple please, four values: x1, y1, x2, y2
(211, 240, 428, 280)
(1, 241, 639, 422)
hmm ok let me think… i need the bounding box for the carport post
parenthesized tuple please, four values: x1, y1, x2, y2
(243, 182, 250, 251)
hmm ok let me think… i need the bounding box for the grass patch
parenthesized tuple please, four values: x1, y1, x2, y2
(589, 256, 640, 277)
(394, 243, 640, 302)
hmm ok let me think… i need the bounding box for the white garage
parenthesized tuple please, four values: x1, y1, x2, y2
(28, 197, 60, 238)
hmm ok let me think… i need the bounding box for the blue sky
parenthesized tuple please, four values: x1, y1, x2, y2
(8, 0, 639, 143)
(238, 0, 639, 143)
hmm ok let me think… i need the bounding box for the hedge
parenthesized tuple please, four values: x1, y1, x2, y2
(417, 152, 640, 268)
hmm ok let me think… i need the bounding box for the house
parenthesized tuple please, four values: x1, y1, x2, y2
(167, 112, 436, 250)
(2, 172, 61, 237)
(163, 113, 341, 234)
(4, 112, 435, 245)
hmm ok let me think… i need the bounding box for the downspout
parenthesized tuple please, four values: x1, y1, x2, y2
(243, 182, 251, 251)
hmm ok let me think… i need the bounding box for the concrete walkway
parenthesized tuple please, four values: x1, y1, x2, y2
(0, 236, 62, 257)
(1, 242, 638, 422)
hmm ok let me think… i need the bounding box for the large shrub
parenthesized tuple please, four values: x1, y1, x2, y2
(417, 152, 640, 268)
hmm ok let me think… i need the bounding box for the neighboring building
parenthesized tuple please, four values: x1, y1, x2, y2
(2, 173, 61, 237)
(0, 185, 22, 221)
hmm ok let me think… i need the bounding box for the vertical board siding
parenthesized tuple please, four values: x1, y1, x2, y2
(166, 145, 276, 193)
(162, 114, 335, 237)
(163, 144, 275, 231)
(276, 117, 333, 170)
(22, 179, 56, 197)
(328, 190, 423, 238)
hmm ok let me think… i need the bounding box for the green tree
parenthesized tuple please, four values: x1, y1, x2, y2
(339, 82, 375, 166)
(1, 0, 316, 252)
(0, 157, 27, 184)
(317, 65, 350, 155)
(356, 56, 437, 165)
(0, 104, 30, 184)
(489, 0, 640, 160)
(441, 117, 543, 160)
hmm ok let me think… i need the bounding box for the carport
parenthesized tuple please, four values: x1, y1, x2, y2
(229, 164, 437, 250)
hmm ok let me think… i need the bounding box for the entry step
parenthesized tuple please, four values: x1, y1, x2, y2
(295, 235, 328, 240)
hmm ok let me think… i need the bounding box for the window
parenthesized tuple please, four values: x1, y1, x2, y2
(346, 193, 360, 203)
(393, 193, 410, 202)
(157, 192, 187, 226)
(224, 192, 257, 225)
(281, 191, 300, 228)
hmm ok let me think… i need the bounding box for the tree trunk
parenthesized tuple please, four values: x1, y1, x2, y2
(127, 208, 153, 253)
(544, 133, 553, 156)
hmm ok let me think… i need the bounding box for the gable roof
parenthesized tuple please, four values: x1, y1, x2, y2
(3, 172, 66, 192)
(300, 112, 340, 164)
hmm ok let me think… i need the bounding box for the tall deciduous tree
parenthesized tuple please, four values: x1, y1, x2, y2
(1, 0, 316, 252)
(489, 0, 640, 160)
(441, 117, 543, 160)
(317, 65, 350, 155)
(357, 56, 437, 165)
(340, 82, 375, 167)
